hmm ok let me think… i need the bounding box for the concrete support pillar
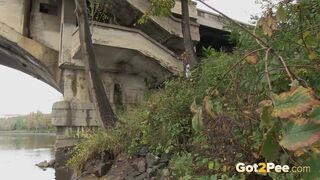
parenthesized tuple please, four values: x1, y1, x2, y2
(52, 68, 99, 179)
(52, 66, 147, 179)
(52, 101, 100, 179)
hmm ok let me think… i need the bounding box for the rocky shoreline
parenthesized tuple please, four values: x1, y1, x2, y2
(36, 159, 56, 170)
(73, 150, 172, 180)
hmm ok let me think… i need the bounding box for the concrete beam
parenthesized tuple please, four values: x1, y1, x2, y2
(104, 0, 199, 52)
(0, 22, 60, 90)
(128, 0, 199, 40)
(52, 101, 100, 127)
(70, 23, 183, 80)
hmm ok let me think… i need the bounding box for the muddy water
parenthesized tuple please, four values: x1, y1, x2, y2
(0, 132, 55, 180)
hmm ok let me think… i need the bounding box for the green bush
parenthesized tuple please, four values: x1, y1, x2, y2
(169, 153, 193, 178)
(67, 129, 122, 171)
(68, 50, 261, 176)
(69, 1, 320, 178)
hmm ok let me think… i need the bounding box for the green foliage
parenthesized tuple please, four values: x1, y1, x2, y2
(272, 86, 318, 119)
(238, 0, 320, 178)
(308, 106, 320, 124)
(139, 0, 175, 24)
(259, 85, 320, 156)
(260, 106, 275, 129)
(191, 107, 204, 132)
(67, 104, 153, 171)
(169, 153, 193, 178)
(142, 79, 195, 154)
(280, 120, 320, 151)
(115, 104, 150, 154)
(67, 129, 122, 171)
(169, 152, 246, 179)
(69, 0, 320, 178)
(0, 112, 54, 132)
(261, 130, 279, 161)
(303, 155, 320, 179)
(138, 0, 196, 24)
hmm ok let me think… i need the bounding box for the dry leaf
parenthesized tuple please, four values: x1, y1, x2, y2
(258, 11, 278, 37)
(245, 52, 259, 64)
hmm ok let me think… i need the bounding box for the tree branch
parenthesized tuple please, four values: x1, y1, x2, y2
(264, 48, 272, 92)
(214, 48, 266, 88)
(197, 0, 295, 83)
(75, 0, 116, 128)
(197, 0, 270, 48)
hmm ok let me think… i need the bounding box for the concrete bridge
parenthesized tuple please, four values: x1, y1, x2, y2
(0, 0, 231, 176)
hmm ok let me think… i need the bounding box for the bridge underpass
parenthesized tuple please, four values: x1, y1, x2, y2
(0, 0, 233, 178)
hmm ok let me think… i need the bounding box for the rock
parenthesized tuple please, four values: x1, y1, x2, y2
(116, 154, 127, 162)
(146, 168, 154, 175)
(103, 154, 129, 179)
(78, 174, 99, 180)
(103, 154, 163, 180)
(154, 163, 166, 169)
(36, 160, 49, 169)
(83, 160, 112, 177)
(162, 168, 170, 176)
(138, 147, 149, 157)
(78, 152, 113, 178)
(160, 168, 170, 180)
(125, 164, 141, 178)
(78, 154, 113, 178)
(135, 172, 149, 180)
(159, 153, 171, 164)
(146, 153, 159, 168)
(55, 146, 73, 167)
(103, 175, 122, 180)
(48, 159, 56, 167)
(93, 162, 113, 177)
(132, 158, 146, 173)
(147, 163, 167, 177)
(55, 166, 73, 180)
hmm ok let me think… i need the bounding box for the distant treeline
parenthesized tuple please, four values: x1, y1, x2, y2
(0, 112, 54, 132)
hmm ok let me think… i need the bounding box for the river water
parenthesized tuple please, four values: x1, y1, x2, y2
(0, 132, 56, 180)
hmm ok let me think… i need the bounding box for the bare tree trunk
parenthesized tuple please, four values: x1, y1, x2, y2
(75, 0, 116, 128)
(181, 0, 198, 67)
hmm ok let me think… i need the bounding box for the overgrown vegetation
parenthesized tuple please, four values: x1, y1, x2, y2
(68, 0, 320, 179)
(139, 0, 175, 24)
(87, 0, 114, 24)
(0, 112, 54, 132)
(67, 129, 122, 171)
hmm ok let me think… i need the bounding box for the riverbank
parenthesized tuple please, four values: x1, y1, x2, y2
(0, 130, 56, 134)
(0, 112, 53, 132)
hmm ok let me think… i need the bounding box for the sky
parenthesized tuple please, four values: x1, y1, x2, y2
(0, 65, 62, 116)
(197, 0, 262, 23)
(0, 0, 263, 116)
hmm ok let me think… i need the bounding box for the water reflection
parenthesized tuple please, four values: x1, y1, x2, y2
(0, 132, 56, 180)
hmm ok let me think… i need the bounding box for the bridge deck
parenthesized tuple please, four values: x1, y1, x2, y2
(70, 23, 183, 85)
(0, 22, 60, 91)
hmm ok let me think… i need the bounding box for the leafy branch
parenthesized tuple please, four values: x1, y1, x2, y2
(197, 0, 296, 83)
